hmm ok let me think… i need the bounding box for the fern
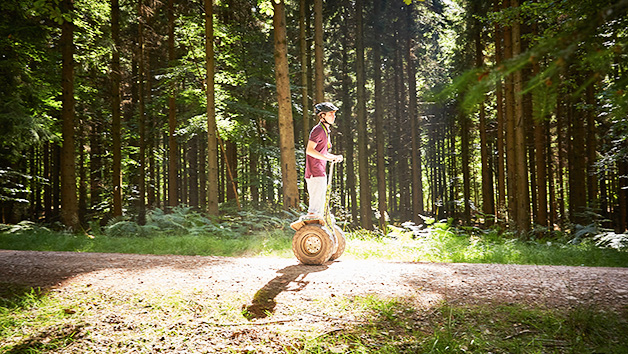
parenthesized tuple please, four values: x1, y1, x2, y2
(105, 221, 144, 238)
(102, 204, 295, 238)
(594, 233, 628, 251)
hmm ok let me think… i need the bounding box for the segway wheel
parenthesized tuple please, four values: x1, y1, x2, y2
(329, 225, 346, 261)
(292, 224, 334, 265)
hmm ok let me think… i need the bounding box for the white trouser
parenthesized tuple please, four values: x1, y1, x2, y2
(306, 176, 327, 216)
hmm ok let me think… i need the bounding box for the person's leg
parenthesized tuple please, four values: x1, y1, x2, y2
(306, 176, 327, 216)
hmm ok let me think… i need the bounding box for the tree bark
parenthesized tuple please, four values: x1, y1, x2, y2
(460, 110, 471, 224)
(586, 83, 598, 209)
(494, 0, 506, 225)
(568, 73, 587, 225)
(619, 160, 627, 232)
(340, 19, 357, 224)
(250, 146, 259, 205)
(533, 62, 548, 227)
(43, 143, 52, 221)
(137, 0, 147, 225)
(355, 0, 372, 229)
(476, 18, 495, 226)
(111, 0, 123, 218)
(373, 1, 387, 230)
(205, 0, 219, 215)
(168, 0, 178, 208)
(299, 0, 310, 147)
(407, 5, 423, 224)
(60, 0, 79, 230)
(189, 136, 199, 208)
(512, 0, 530, 233)
(313, 0, 324, 103)
(78, 123, 87, 224)
(272, 0, 300, 209)
(557, 87, 566, 228)
(89, 113, 102, 211)
(225, 141, 238, 202)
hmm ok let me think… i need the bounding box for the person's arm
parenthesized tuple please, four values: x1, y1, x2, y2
(306, 140, 343, 162)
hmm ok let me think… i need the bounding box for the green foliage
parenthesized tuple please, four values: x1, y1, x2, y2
(342, 221, 628, 267)
(0, 168, 35, 204)
(0, 1, 59, 164)
(102, 205, 294, 239)
(594, 232, 628, 251)
(0, 220, 49, 234)
(304, 298, 628, 354)
(445, 0, 628, 137)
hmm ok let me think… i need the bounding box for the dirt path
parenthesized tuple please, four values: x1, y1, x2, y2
(2, 250, 628, 313)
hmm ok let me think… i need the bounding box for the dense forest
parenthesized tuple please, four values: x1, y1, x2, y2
(1, 0, 627, 236)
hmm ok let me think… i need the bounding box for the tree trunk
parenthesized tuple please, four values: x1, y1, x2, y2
(137, 0, 146, 225)
(180, 144, 187, 204)
(111, 0, 123, 218)
(272, 0, 300, 209)
(60, 0, 79, 230)
(225, 141, 237, 202)
(568, 73, 587, 225)
(43, 143, 52, 221)
(557, 87, 566, 228)
(619, 160, 627, 232)
(205, 0, 219, 215)
(78, 123, 87, 224)
(299, 0, 310, 147)
(355, 0, 372, 229)
(313, 0, 324, 103)
(373, 1, 387, 230)
(53, 144, 61, 221)
(511, 0, 530, 233)
(168, 0, 178, 209)
(189, 136, 199, 208)
(476, 20, 495, 226)
(533, 61, 548, 227)
(494, 0, 506, 224)
(407, 5, 423, 224)
(250, 147, 259, 205)
(448, 111, 457, 219)
(502, 0, 516, 228)
(547, 119, 557, 227)
(460, 110, 471, 224)
(341, 25, 357, 224)
(199, 137, 207, 208)
(145, 42, 155, 210)
(586, 83, 598, 209)
(89, 114, 102, 211)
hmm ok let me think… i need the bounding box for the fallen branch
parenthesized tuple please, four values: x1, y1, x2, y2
(504, 329, 534, 339)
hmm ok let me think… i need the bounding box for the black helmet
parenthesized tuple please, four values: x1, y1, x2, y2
(314, 102, 339, 115)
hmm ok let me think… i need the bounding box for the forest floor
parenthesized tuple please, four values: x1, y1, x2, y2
(2, 250, 628, 352)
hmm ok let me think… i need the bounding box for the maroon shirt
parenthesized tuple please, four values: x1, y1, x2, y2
(305, 124, 330, 178)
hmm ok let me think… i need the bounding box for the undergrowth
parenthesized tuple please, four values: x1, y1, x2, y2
(1, 285, 627, 354)
(303, 296, 628, 354)
(1, 208, 627, 266)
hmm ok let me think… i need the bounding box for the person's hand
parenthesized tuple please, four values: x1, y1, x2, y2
(333, 154, 344, 163)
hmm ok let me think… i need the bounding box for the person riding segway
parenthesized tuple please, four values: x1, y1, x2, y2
(290, 102, 346, 265)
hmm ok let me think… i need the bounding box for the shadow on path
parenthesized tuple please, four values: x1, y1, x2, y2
(0, 250, 230, 289)
(243, 263, 328, 320)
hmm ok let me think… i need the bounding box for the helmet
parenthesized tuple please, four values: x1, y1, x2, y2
(314, 102, 339, 115)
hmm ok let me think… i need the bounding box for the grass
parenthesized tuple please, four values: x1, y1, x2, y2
(302, 296, 628, 354)
(344, 225, 628, 267)
(1, 220, 627, 267)
(1, 284, 627, 353)
(0, 225, 295, 258)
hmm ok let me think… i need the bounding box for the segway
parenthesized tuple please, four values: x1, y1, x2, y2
(290, 162, 346, 265)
